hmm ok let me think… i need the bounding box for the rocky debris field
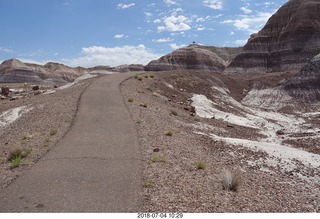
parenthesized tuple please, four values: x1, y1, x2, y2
(121, 71, 320, 212)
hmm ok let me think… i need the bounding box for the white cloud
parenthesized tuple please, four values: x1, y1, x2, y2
(196, 16, 210, 22)
(203, 0, 223, 10)
(153, 38, 173, 43)
(197, 27, 205, 31)
(230, 31, 235, 35)
(158, 15, 191, 32)
(170, 7, 183, 15)
(117, 3, 135, 9)
(62, 45, 162, 67)
(234, 39, 248, 45)
(163, 0, 179, 6)
(0, 47, 15, 54)
(145, 12, 153, 17)
(63, 2, 71, 6)
(114, 34, 124, 39)
(154, 19, 161, 23)
(170, 43, 187, 50)
(240, 6, 252, 14)
(221, 12, 273, 34)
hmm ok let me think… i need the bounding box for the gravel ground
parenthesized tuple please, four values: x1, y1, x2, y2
(1, 71, 319, 212)
(120, 71, 320, 212)
(0, 77, 98, 189)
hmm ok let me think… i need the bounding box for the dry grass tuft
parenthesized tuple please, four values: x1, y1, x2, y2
(170, 110, 178, 116)
(220, 170, 241, 192)
(143, 179, 154, 187)
(195, 161, 205, 170)
(50, 128, 58, 136)
(150, 156, 167, 163)
(7, 146, 32, 161)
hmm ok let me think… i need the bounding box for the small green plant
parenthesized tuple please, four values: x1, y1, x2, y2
(220, 170, 241, 192)
(165, 131, 173, 136)
(195, 161, 205, 170)
(128, 97, 134, 102)
(136, 119, 143, 124)
(144, 179, 154, 187)
(50, 129, 58, 136)
(144, 75, 149, 78)
(150, 156, 167, 163)
(149, 75, 155, 79)
(134, 74, 139, 79)
(137, 77, 143, 81)
(10, 156, 23, 169)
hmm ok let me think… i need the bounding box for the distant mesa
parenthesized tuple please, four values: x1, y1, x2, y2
(114, 64, 145, 72)
(145, 44, 242, 72)
(0, 59, 145, 85)
(0, 59, 88, 85)
(225, 0, 320, 74)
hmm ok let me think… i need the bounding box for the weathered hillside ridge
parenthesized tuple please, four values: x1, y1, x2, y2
(226, 0, 320, 74)
(145, 44, 242, 72)
(283, 53, 320, 103)
(0, 59, 145, 84)
(0, 59, 88, 85)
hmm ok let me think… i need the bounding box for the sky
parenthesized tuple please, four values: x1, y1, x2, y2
(0, 0, 288, 67)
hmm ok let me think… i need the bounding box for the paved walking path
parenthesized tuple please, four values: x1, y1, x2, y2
(0, 73, 142, 212)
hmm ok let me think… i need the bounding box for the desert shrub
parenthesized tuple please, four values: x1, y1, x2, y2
(165, 131, 173, 136)
(50, 129, 58, 136)
(195, 161, 205, 170)
(150, 156, 167, 163)
(143, 179, 154, 187)
(220, 170, 241, 192)
(10, 156, 23, 169)
(7, 147, 31, 161)
(128, 97, 134, 102)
